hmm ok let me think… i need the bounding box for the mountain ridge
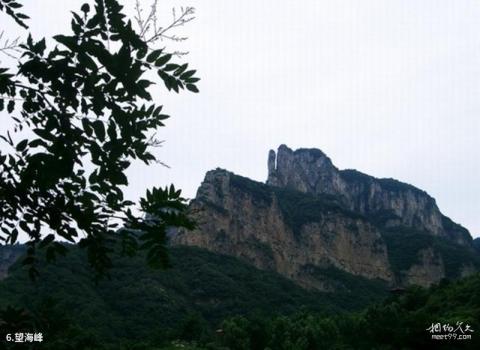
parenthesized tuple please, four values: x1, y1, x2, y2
(173, 145, 478, 289)
(267, 145, 471, 245)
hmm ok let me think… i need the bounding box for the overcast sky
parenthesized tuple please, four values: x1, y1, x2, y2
(1, 1, 479, 237)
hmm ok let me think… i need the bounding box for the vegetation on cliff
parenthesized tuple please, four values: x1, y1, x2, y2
(227, 171, 479, 283)
(381, 228, 480, 279)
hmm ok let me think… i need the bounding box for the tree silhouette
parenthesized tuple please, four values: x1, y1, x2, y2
(0, 0, 199, 278)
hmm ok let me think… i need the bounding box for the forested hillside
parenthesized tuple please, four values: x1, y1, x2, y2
(0, 244, 387, 349)
(215, 273, 480, 350)
(1, 245, 478, 349)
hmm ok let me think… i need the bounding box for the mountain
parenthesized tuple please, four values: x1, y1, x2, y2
(0, 244, 388, 348)
(267, 145, 471, 245)
(0, 145, 478, 349)
(1, 245, 478, 349)
(173, 145, 479, 289)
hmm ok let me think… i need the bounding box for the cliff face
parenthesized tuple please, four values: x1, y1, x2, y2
(174, 170, 393, 288)
(174, 146, 478, 290)
(267, 145, 471, 246)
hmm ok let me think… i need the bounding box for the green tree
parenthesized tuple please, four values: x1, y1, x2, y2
(0, 0, 199, 278)
(221, 316, 252, 350)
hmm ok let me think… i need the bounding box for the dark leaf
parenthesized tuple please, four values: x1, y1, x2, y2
(16, 139, 28, 152)
(92, 120, 105, 142)
(146, 49, 163, 63)
(7, 100, 14, 113)
(186, 84, 199, 93)
(81, 3, 90, 13)
(163, 64, 178, 72)
(154, 54, 172, 67)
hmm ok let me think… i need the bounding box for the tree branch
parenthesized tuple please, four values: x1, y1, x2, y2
(134, 1, 195, 57)
(0, 30, 21, 60)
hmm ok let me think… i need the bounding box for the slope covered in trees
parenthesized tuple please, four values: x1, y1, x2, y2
(1, 245, 479, 349)
(0, 244, 388, 349)
(215, 274, 480, 350)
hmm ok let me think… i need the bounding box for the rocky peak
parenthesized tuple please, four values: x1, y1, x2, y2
(195, 168, 231, 203)
(266, 145, 472, 246)
(267, 145, 341, 195)
(173, 145, 478, 290)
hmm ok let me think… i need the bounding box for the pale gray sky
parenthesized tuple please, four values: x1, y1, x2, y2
(1, 1, 479, 237)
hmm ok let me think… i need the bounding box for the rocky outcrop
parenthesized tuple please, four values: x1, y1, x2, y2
(173, 146, 479, 290)
(400, 248, 445, 287)
(267, 145, 471, 246)
(174, 169, 393, 289)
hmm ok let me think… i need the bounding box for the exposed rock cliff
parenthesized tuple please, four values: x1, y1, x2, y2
(174, 146, 479, 290)
(174, 169, 393, 288)
(267, 145, 471, 246)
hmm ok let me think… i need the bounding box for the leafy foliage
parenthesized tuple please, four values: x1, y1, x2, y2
(0, 0, 200, 277)
(0, 0, 29, 29)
